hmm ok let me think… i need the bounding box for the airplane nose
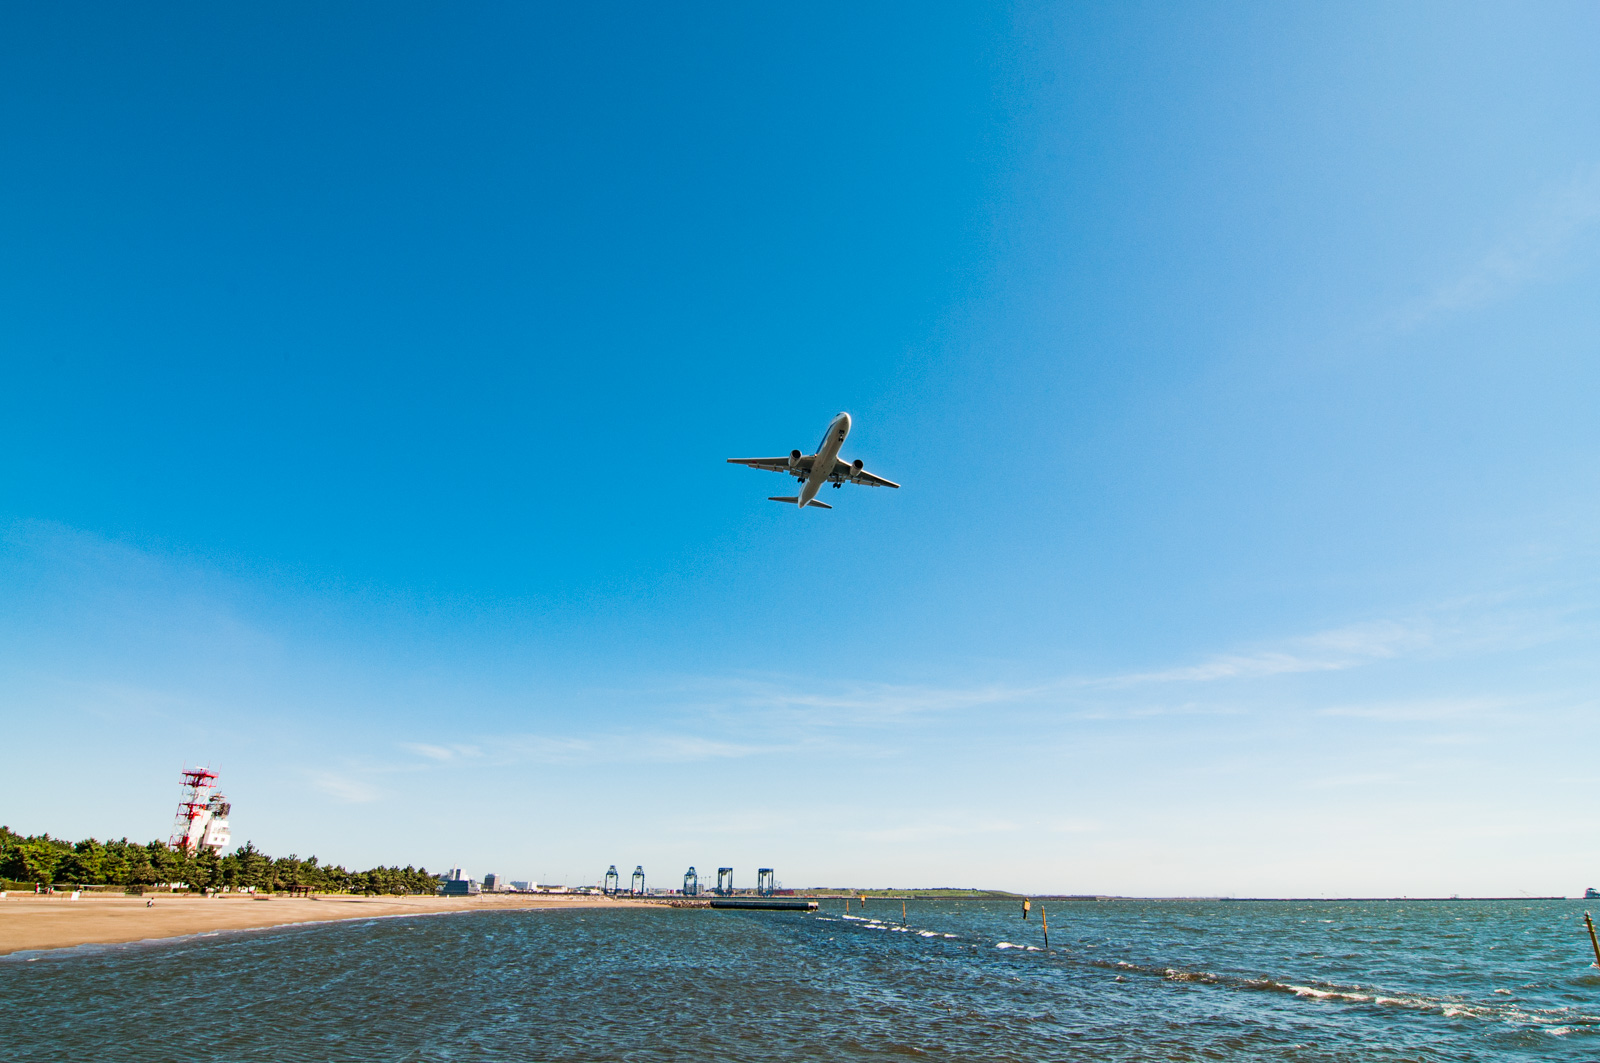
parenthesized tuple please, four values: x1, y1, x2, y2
(838, 412, 851, 430)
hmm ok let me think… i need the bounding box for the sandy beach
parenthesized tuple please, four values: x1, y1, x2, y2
(0, 891, 648, 956)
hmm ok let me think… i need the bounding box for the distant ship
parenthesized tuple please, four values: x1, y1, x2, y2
(1587, 887, 1599, 899)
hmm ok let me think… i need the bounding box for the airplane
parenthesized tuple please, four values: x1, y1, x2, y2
(727, 412, 899, 509)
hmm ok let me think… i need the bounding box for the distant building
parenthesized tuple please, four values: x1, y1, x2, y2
(510, 881, 534, 891)
(169, 768, 231, 855)
(440, 868, 480, 896)
(482, 873, 499, 891)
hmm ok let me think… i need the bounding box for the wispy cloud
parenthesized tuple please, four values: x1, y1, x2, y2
(399, 730, 781, 769)
(35, 677, 201, 722)
(379, 615, 1444, 771)
(839, 816, 1024, 844)
(685, 676, 1037, 727)
(1301, 772, 1399, 790)
(1067, 699, 1248, 721)
(1398, 162, 1600, 328)
(1104, 620, 1431, 686)
(387, 599, 1574, 769)
(306, 770, 382, 803)
(627, 734, 774, 762)
(400, 742, 484, 762)
(1316, 695, 1511, 723)
(1043, 817, 1102, 835)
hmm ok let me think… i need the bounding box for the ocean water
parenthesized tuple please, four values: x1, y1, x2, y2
(4, 898, 1598, 1060)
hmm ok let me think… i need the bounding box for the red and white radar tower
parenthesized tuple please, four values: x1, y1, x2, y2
(169, 767, 232, 855)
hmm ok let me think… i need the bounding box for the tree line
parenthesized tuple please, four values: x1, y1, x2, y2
(0, 826, 440, 895)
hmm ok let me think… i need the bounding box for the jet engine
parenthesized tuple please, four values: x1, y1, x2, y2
(788, 449, 803, 468)
(851, 459, 864, 476)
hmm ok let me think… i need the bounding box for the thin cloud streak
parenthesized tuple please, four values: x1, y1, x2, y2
(382, 609, 1483, 771)
(399, 598, 1577, 767)
(400, 742, 485, 762)
(1397, 162, 1600, 328)
(1103, 620, 1430, 686)
(398, 731, 786, 769)
(306, 770, 382, 804)
(839, 817, 1024, 845)
(686, 676, 1038, 725)
(1315, 696, 1508, 722)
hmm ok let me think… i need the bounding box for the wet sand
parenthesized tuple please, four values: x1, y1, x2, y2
(0, 891, 647, 956)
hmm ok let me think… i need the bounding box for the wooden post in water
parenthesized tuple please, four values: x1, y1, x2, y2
(1585, 912, 1600, 968)
(861, 893, 867, 909)
(845, 897, 849, 913)
(1042, 907, 1049, 949)
(902, 899, 907, 927)
(1022, 898, 1030, 920)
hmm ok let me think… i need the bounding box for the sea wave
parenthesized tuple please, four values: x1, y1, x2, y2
(814, 902, 1600, 1038)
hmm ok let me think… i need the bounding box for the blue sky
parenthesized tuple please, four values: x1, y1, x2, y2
(3, 2, 1599, 895)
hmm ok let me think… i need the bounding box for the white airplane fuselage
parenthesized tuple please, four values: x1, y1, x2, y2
(798, 412, 851, 507)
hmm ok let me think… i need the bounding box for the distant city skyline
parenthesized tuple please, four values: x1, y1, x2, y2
(3, 2, 1598, 896)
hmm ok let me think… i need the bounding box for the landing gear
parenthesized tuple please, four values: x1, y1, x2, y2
(833, 481, 842, 488)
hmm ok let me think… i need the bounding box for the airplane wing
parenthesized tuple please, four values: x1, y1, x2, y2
(727, 456, 811, 473)
(832, 459, 900, 488)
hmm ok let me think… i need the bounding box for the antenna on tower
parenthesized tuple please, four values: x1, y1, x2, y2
(169, 767, 230, 855)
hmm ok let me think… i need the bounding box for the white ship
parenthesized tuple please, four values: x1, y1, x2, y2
(169, 767, 232, 855)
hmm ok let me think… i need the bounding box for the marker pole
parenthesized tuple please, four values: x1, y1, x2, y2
(1042, 907, 1049, 949)
(1586, 912, 1600, 968)
(1023, 898, 1030, 920)
(902, 899, 907, 927)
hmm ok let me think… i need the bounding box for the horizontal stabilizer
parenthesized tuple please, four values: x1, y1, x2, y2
(766, 496, 833, 509)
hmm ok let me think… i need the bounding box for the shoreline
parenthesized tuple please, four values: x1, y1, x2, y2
(0, 891, 655, 957)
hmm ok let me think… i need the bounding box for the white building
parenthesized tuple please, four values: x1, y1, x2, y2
(170, 769, 232, 855)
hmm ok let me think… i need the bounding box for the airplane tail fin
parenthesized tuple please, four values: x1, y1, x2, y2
(766, 496, 833, 509)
